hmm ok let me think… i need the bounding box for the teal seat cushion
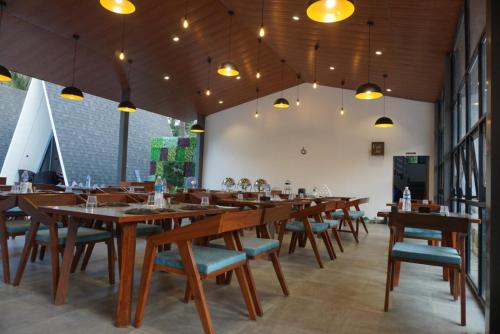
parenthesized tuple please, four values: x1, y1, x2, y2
(404, 227, 442, 240)
(6, 207, 24, 216)
(332, 210, 364, 219)
(6, 220, 63, 234)
(155, 245, 247, 274)
(391, 242, 461, 265)
(34, 227, 112, 245)
(136, 223, 161, 236)
(307, 218, 339, 228)
(286, 220, 329, 233)
(210, 237, 279, 257)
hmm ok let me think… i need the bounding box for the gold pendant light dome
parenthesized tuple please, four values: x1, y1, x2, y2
(273, 97, 290, 109)
(190, 123, 206, 133)
(217, 61, 239, 77)
(0, 64, 12, 82)
(306, 0, 355, 23)
(100, 0, 136, 14)
(117, 100, 136, 112)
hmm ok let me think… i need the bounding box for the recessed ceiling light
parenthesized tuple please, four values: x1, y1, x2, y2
(292, 15, 300, 21)
(329, 66, 335, 70)
(218, 100, 224, 104)
(386, 88, 392, 92)
(236, 76, 241, 80)
(375, 50, 383, 55)
(163, 75, 170, 80)
(172, 36, 180, 42)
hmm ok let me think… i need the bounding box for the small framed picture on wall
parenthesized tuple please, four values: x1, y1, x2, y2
(371, 142, 385, 156)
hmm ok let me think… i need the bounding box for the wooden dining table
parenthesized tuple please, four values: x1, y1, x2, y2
(31, 202, 238, 327)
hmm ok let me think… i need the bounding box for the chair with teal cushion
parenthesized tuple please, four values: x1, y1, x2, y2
(210, 237, 279, 258)
(279, 203, 337, 269)
(404, 227, 442, 240)
(136, 223, 162, 236)
(384, 211, 470, 326)
(134, 210, 264, 334)
(335, 198, 369, 241)
(33, 227, 113, 245)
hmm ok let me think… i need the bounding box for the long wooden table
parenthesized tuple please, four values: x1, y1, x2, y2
(34, 202, 238, 327)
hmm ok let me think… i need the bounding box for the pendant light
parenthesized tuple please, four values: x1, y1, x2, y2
(118, 59, 137, 112)
(313, 44, 319, 89)
(60, 34, 84, 101)
(375, 74, 394, 127)
(255, 87, 260, 118)
(296, 73, 301, 107)
(182, 0, 189, 29)
(118, 16, 126, 61)
(306, 0, 355, 23)
(256, 38, 262, 79)
(356, 21, 383, 100)
(259, 0, 265, 38)
(340, 80, 345, 115)
(100, 0, 136, 14)
(217, 11, 239, 77)
(205, 57, 212, 96)
(190, 123, 205, 133)
(273, 59, 290, 109)
(0, 1, 11, 82)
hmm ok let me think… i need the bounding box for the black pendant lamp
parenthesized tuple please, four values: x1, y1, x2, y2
(218, 11, 239, 77)
(375, 74, 394, 128)
(306, 0, 355, 23)
(190, 123, 205, 133)
(0, 1, 11, 82)
(60, 34, 84, 101)
(100, 0, 136, 14)
(273, 59, 290, 109)
(118, 59, 137, 112)
(356, 21, 383, 100)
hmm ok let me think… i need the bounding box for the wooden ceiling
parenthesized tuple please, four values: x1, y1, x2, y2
(1, 0, 463, 121)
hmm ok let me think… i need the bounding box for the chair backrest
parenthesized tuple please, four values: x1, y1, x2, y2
(291, 203, 327, 219)
(388, 212, 472, 234)
(261, 205, 292, 225)
(88, 193, 139, 203)
(19, 194, 85, 226)
(148, 209, 263, 245)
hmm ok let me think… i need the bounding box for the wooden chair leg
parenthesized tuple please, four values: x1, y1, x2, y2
(106, 240, 115, 285)
(243, 262, 263, 317)
(298, 232, 307, 248)
(332, 229, 344, 252)
(320, 232, 335, 260)
(360, 217, 369, 233)
(30, 244, 39, 263)
(39, 245, 46, 261)
(277, 223, 285, 255)
(80, 242, 95, 271)
(460, 263, 466, 326)
(305, 228, 324, 269)
(345, 217, 359, 243)
(0, 231, 9, 283)
(384, 259, 393, 311)
(134, 243, 157, 328)
(70, 245, 85, 273)
(269, 251, 289, 296)
(183, 280, 193, 303)
(13, 223, 41, 287)
(326, 233, 336, 259)
(233, 266, 257, 320)
(288, 232, 297, 254)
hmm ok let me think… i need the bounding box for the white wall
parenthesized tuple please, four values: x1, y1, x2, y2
(1, 79, 53, 184)
(203, 83, 435, 217)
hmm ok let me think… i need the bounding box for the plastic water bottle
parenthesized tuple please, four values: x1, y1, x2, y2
(162, 178, 168, 193)
(85, 175, 91, 189)
(20, 171, 29, 193)
(403, 186, 411, 212)
(154, 176, 164, 208)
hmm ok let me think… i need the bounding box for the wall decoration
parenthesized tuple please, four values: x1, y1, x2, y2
(371, 142, 385, 156)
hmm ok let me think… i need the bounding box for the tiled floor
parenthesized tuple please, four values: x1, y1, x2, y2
(0, 224, 485, 333)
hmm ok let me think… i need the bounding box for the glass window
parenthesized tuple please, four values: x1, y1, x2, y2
(471, 135, 479, 199)
(469, 57, 480, 127)
(459, 85, 467, 139)
(453, 17, 466, 94)
(481, 39, 487, 116)
(453, 102, 458, 145)
(469, 206, 480, 286)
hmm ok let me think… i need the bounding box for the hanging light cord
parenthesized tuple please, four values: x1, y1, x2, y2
(207, 57, 211, 88)
(383, 75, 387, 116)
(227, 12, 234, 60)
(280, 59, 285, 97)
(341, 80, 344, 108)
(71, 35, 79, 85)
(120, 16, 125, 53)
(314, 44, 319, 83)
(0, 1, 4, 31)
(257, 37, 261, 72)
(260, 0, 264, 27)
(184, 0, 189, 19)
(256, 87, 260, 111)
(297, 73, 301, 99)
(368, 22, 372, 82)
(127, 59, 133, 98)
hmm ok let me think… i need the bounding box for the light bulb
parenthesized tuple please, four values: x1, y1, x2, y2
(296, 99, 300, 107)
(118, 51, 125, 61)
(340, 108, 344, 115)
(256, 72, 261, 79)
(313, 81, 318, 89)
(259, 25, 265, 38)
(205, 89, 211, 96)
(255, 111, 259, 118)
(183, 18, 189, 29)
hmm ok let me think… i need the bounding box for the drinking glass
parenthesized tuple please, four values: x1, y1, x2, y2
(288, 193, 295, 200)
(86, 196, 97, 210)
(257, 194, 262, 201)
(237, 193, 244, 200)
(299, 193, 304, 199)
(440, 205, 450, 216)
(201, 196, 210, 206)
(12, 184, 20, 193)
(422, 199, 429, 205)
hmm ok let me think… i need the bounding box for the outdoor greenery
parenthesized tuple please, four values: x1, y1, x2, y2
(167, 118, 196, 137)
(1, 72, 31, 91)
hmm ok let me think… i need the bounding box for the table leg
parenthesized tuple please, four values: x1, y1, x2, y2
(115, 222, 137, 327)
(54, 218, 78, 305)
(0, 212, 10, 283)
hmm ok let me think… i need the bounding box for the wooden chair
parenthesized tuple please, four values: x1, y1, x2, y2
(315, 200, 345, 253)
(134, 209, 263, 334)
(209, 205, 292, 314)
(333, 197, 370, 241)
(13, 194, 115, 301)
(384, 212, 470, 326)
(278, 203, 337, 268)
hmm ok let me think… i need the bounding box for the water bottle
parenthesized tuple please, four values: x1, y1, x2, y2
(162, 178, 168, 193)
(20, 171, 29, 193)
(85, 175, 91, 189)
(403, 186, 411, 212)
(154, 176, 164, 208)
